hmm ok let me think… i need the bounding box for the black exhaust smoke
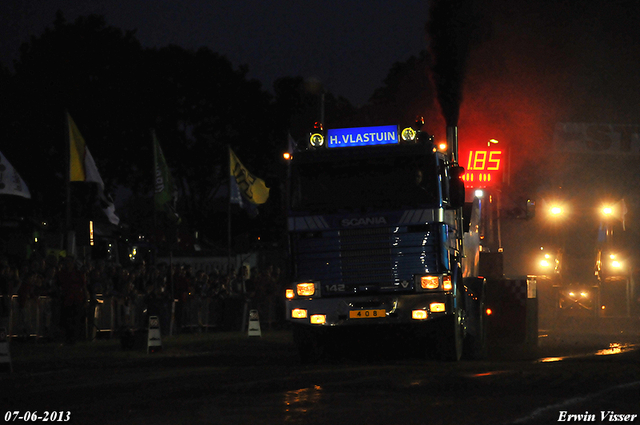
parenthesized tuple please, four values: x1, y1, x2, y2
(426, 0, 491, 128)
(446, 125, 458, 164)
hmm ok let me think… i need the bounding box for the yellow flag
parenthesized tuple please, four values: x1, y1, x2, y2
(229, 149, 269, 205)
(67, 113, 119, 225)
(68, 114, 87, 181)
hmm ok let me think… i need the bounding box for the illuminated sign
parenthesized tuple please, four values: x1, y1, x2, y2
(327, 125, 398, 148)
(459, 149, 503, 188)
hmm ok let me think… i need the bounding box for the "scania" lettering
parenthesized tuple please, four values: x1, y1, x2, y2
(341, 217, 387, 227)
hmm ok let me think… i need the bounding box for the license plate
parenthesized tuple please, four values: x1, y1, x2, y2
(349, 309, 386, 319)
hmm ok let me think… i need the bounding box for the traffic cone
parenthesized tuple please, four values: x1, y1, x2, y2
(147, 316, 162, 353)
(0, 328, 12, 373)
(247, 310, 261, 337)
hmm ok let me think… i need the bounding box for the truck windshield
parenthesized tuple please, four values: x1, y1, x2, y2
(290, 153, 440, 212)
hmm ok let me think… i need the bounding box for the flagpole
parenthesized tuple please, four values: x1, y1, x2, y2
(152, 130, 158, 255)
(64, 109, 71, 253)
(153, 130, 174, 302)
(227, 145, 232, 275)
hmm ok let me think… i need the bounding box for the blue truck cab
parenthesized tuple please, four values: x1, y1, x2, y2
(284, 123, 486, 362)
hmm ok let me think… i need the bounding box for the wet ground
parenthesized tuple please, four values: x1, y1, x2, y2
(2, 320, 640, 425)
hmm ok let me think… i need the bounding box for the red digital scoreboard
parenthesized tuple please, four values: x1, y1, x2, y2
(459, 148, 504, 188)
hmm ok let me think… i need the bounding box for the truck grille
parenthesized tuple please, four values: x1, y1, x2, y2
(294, 224, 441, 296)
(339, 227, 394, 286)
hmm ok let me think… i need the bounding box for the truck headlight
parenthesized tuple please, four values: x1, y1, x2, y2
(310, 314, 326, 325)
(412, 310, 428, 320)
(416, 275, 452, 291)
(430, 302, 446, 312)
(291, 308, 308, 319)
(419, 276, 440, 289)
(296, 282, 315, 297)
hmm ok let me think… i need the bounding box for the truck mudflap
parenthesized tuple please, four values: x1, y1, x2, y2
(485, 276, 538, 354)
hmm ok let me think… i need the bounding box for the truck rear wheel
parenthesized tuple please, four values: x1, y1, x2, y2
(463, 282, 488, 360)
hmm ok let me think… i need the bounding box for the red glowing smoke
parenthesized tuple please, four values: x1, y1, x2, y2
(426, 0, 577, 180)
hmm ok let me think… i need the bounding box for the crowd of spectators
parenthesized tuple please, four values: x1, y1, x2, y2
(0, 254, 287, 343)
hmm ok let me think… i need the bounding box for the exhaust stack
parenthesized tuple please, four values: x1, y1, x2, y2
(446, 126, 459, 164)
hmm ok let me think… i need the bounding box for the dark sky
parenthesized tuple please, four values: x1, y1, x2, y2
(4, 0, 640, 177)
(0, 0, 430, 106)
(3, 0, 639, 114)
(424, 0, 640, 164)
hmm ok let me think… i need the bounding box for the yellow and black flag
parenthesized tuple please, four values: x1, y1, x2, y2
(229, 148, 269, 213)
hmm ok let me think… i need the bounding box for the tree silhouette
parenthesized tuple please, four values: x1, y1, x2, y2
(4, 12, 145, 227)
(2, 11, 448, 252)
(3, 12, 278, 246)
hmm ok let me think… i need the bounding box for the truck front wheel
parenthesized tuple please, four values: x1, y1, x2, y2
(292, 325, 325, 364)
(436, 311, 464, 361)
(436, 282, 465, 361)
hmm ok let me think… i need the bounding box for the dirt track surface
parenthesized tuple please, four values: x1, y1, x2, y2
(2, 326, 640, 425)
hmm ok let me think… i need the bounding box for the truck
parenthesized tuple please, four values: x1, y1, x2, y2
(284, 121, 494, 362)
(535, 198, 636, 325)
(595, 204, 635, 317)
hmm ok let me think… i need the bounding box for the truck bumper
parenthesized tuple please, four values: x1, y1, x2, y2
(286, 293, 455, 327)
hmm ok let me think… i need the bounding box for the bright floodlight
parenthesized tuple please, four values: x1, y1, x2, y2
(550, 206, 563, 216)
(475, 189, 484, 198)
(601, 206, 613, 216)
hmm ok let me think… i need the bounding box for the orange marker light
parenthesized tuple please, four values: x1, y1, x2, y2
(442, 275, 453, 291)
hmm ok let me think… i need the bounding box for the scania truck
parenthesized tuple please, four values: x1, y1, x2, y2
(284, 121, 490, 362)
